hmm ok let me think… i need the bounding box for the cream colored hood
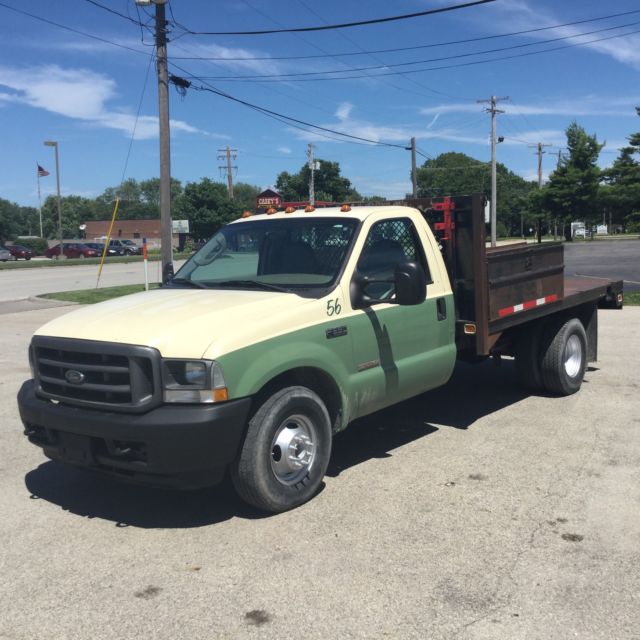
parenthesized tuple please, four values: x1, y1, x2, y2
(34, 288, 314, 359)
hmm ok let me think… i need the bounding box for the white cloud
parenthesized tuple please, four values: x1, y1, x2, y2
(421, 97, 640, 119)
(277, 146, 292, 154)
(473, 0, 640, 70)
(0, 64, 209, 139)
(335, 102, 353, 121)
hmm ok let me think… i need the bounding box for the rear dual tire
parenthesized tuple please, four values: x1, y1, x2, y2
(516, 318, 587, 396)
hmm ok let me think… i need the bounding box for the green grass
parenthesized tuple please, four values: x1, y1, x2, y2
(41, 283, 160, 304)
(0, 252, 192, 270)
(625, 292, 640, 306)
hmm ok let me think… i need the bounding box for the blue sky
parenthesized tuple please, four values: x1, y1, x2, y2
(1, 0, 640, 207)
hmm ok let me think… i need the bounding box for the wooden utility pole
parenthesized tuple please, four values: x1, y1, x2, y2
(218, 147, 237, 199)
(154, 0, 173, 280)
(410, 137, 417, 198)
(477, 96, 508, 247)
(307, 143, 316, 206)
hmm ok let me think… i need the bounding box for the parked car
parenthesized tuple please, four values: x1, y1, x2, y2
(108, 239, 139, 255)
(0, 245, 16, 262)
(84, 242, 122, 256)
(8, 244, 34, 260)
(45, 243, 100, 259)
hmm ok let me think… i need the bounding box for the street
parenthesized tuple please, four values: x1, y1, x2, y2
(1, 304, 638, 639)
(0, 239, 637, 306)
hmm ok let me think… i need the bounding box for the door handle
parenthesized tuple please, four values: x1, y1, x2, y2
(436, 297, 447, 321)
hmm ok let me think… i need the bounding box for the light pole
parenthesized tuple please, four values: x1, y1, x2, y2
(44, 140, 64, 259)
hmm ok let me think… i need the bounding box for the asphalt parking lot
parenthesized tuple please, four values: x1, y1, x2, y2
(1, 304, 638, 640)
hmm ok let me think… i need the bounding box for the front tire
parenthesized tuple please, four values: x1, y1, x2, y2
(231, 386, 332, 513)
(540, 318, 587, 396)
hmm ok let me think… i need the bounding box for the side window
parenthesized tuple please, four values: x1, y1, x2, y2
(357, 218, 431, 282)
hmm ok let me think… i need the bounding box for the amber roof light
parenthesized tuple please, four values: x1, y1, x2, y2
(284, 206, 296, 214)
(340, 204, 352, 212)
(266, 207, 277, 215)
(241, 210, 252, 218)
(304, 205, 315, 212)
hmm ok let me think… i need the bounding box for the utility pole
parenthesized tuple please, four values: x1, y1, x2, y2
(307, 143, 316, 206)
(529, 142, 551, 189)
(44, 141, 64, 258)
(556, 149, 564, 168)
(530, 141, 551, 242)
(477, 95, 508, 247)
(410, 137, 417, 198)
(151, 0, 173, 281)
(217, 147, 237, 199)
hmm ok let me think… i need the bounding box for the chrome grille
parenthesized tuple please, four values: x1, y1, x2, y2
(32, 336, 161, 413)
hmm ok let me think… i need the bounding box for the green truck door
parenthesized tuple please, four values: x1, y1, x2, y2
(348, 217, 454, 418)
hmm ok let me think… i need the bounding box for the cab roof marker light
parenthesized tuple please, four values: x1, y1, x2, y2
(241, 210, 252, 218)
(266, 207, 277, 215)
(305, 205, 315, 212)
(340, 204, 351, 212)
(284, 206, 296, 214)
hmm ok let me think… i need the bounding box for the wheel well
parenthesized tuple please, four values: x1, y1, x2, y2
(253, 367, 343, 433)
(498, 302, 598, 361)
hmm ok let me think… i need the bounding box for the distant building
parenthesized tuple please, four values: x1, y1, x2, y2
(83, 219, 179, 248)
(255, 188, 336, 213)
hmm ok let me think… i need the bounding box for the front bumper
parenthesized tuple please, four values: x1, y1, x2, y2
(18, 379, 252, 489)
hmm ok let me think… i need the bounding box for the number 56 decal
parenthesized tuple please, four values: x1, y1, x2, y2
(326, 298, 342, 316)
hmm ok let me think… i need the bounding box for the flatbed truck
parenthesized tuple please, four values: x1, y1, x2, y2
(18, 194, 623, 512)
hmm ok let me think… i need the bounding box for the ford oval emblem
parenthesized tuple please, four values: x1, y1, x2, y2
(65, 369, 85, 385)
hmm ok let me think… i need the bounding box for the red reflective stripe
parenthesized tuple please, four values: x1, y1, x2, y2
(498, 294, 559, 318)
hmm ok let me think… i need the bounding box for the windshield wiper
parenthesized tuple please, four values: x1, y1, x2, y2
(170, 277, 209, 289)
(212, 279, 292, 293)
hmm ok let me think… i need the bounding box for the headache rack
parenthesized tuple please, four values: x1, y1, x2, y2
(354, 193, 622, 357)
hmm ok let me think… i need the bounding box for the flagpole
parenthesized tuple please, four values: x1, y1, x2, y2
(36, 163, 43, 238)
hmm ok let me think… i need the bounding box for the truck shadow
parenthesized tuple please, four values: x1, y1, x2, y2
(24, 359, 529, 527)
(327, 358, 529, 477)
(24, 463, 260, 528)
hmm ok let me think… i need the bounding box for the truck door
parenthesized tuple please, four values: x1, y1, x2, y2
(348, 217, 455, 418)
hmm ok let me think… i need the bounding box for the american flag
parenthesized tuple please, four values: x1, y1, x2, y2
(37, 164, 50, 177)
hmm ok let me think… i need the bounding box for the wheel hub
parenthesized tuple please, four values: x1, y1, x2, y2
(271, 415, 317, 485)
(564, 334, 582, 378)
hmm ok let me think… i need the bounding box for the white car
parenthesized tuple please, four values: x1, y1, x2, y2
(0, 245, 16, 261)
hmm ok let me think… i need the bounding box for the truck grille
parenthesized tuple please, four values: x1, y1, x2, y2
(32, 336, 162, 413)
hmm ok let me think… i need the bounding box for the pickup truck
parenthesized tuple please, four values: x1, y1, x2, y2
(18, 194, 623, 513)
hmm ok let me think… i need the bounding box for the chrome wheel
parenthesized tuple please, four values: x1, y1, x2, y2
(563, 334, 582, 378)
(270, 414, 317, 486)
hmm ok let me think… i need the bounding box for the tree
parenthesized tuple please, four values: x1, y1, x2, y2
(173, 178, 244, 240)
(232, 182, 261, 212)
(541, 122, 604, 237)
(599, 107, 640, 232)
(275, 160, 361, 202)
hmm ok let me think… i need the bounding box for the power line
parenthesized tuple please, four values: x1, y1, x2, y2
(178, 0, 495, 36)
(81, 0, 145, 27)
(0, 1, 151, 56)
(195, 19, 640, 80)
(201, 25, 640, 83)
(169, 66, 408, 149)
(169, 8, 640, 60)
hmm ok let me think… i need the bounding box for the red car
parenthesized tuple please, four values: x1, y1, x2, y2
(45, 243, 100, 259)
(8, 244, 34, 260)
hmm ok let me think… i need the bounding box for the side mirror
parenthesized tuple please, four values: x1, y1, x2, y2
(394, 261, 427, 305)
(350, 261, 426, 309)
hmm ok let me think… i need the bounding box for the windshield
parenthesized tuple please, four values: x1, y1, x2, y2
(174, 217, 358, 292)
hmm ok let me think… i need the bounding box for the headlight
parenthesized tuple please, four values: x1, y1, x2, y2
(161, 359, 228, 403)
